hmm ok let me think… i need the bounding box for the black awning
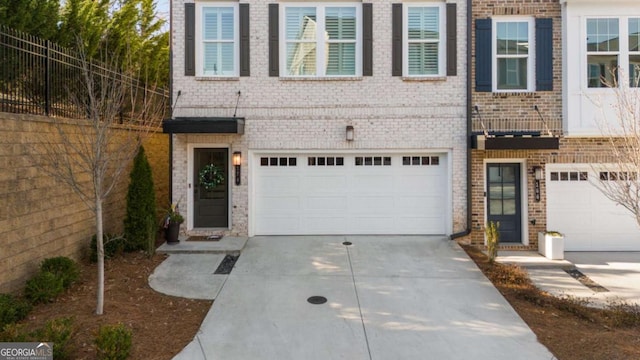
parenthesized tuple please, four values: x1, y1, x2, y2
(472, 134, 560, 150)
(162, 117, 245, 134)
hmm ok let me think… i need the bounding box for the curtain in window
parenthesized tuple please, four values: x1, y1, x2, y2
(203, 7, 235, 75)
(286, 7, 317, 75)
(407, 7, 439, 75)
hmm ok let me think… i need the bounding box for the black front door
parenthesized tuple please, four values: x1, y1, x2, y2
(487, 163, 521, 243)
(194, 148, 229, 228)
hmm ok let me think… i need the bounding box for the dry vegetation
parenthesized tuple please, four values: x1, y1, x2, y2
(462, 245, 640, 360)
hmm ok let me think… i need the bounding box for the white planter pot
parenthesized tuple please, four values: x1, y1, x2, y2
(538, 232, 564, 260)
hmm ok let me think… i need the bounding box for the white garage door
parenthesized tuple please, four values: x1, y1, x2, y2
(253, 153, 448, 235)
(546, 165, 640, 251)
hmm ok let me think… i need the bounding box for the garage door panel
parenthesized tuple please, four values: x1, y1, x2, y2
(547, 167, 640, 251)
(306, 196, 348, 211)
(254, 153, 448, 235)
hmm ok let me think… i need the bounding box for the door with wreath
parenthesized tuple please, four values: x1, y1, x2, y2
(194, 148, 228, 227)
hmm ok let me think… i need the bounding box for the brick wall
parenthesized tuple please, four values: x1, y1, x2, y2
(170, 0, 469, 235)
(0, 113, 169, 293)
(471, 0, 562, 133)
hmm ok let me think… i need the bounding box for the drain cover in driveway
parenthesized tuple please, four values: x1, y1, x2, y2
(307, 296, 327, 305)
(214, 255, 239, 274)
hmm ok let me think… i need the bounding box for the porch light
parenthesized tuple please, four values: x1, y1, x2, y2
(233, 151, 242, 185)
(346, 125, 354, 141)
(534, 166, 543, 181)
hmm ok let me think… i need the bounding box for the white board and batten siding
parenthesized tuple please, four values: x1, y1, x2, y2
(252, 152, 450, 236)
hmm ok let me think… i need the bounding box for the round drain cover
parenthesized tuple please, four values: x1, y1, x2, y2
(307, 296, 327, 305)
(342, 241, 352, 246)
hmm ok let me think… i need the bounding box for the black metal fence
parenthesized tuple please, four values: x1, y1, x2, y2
(0, 26, 169, 121)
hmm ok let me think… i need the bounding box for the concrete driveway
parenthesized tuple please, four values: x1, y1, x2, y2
(173, 236, 554, 360)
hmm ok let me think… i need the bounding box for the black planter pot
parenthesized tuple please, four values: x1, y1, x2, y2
(165, 221, 182, 244)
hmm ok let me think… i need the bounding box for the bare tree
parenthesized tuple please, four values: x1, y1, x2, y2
(38, 45, 166, 315)
(589, 70, 640, 227)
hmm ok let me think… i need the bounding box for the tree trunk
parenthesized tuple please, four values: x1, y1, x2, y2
(96, 198, 105, 315)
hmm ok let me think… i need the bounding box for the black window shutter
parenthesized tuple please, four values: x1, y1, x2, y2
(392, 4, 402, 76)
(269, 4, 279, 77)
(239, 4, 250, 76)
(446, 4, 457, 76)
(475, 19, 492, 92)
(185, 3, 195, 76)
(536, 18, 553, 91)
(362, 3, 373, 76)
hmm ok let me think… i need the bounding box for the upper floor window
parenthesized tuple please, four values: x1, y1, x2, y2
(586, 17, 640, 88)
(196, 4, 239, 77)
(493, 18, 534, 92)
(587, 18, 619, 88)
(404, 4, 445, 76)
(281, 4, 361, 77)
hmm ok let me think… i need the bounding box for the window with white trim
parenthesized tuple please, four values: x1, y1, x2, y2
(404, 4, 445, 76)
(587, 18, 619, 88)
(281, 4, 361, 77)
(493, 18, 534, 91)
(196, 3, 238, 77)
(629, 18, 640, 87)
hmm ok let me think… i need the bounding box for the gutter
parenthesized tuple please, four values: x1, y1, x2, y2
(451, 0, 473, 241)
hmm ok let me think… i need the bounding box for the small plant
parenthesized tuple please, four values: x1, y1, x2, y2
(90, 233, 126, 263)
(0, 294, 32, 328)
(41, 257, 80, 289)
(34, 317, 75, 360)
(95, 323, 132, 360)
(0, 323, 30, 342)
(163, 202, 184, 226)
(485, 221, 500, 263)
(24, 272, 64, 304)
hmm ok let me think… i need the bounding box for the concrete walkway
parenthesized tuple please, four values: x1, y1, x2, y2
(169, 236, 554, 360)
(498, 251, 640, 307)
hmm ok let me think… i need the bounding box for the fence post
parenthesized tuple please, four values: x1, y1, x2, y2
(45, 40, 51, 116)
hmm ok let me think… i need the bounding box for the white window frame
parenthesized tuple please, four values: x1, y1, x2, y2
(279, 3, 362, 78)
(629, 18, 640, 87)
(195, 2, 239, 77)
(492, 17, 535, 92)
(585, 17, 621, 89)
(403, 3, 446, 77)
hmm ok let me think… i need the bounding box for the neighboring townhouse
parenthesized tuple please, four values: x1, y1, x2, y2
(470, 0, 640, 251)
(164, 1, 468, 237)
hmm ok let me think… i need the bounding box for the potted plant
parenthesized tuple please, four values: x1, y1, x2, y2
(163, 203, 184, 244)
(538, 231, 564, 260)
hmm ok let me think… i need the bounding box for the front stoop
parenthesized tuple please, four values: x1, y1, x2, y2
(157, 236, 248, 254)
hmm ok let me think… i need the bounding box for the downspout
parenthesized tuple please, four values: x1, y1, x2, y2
(450, 0, 472, 240)
(167, 0, 174, 204)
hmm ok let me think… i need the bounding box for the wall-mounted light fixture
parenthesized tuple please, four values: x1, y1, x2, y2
(346, 125, 354, 141)
(232, 151, 242, 186)
(533, 166, 542, 202)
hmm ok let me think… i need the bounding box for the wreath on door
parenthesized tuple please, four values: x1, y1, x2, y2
(198, 164, 225, 190)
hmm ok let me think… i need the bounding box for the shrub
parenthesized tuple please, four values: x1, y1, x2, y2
(485, 221, 500, 263)
(0, 294, 32, 328)
(606, 301, 640, 328)
(95, 323, 132, 360)
(24, 272, 64, 304)
(33, 317, 75, 360)
(40, 257, 79, 289)
(124, 146, 157, 253)
(90, 233, 126, 263)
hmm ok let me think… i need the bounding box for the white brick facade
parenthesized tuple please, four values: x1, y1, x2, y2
(170, 0, 468, 236)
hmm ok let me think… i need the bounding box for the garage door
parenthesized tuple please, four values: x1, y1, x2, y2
(546, 165, 640, 251)
(253, 153, 448, 235)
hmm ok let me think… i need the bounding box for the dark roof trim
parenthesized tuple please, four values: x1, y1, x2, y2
(162, 117, 245, 134)
(472, 134, 559, 150)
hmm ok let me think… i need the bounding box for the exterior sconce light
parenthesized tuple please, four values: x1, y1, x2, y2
(232, 151, 242, 185)
(346, 125, 354, 141)
(533, 166, 542, 202)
